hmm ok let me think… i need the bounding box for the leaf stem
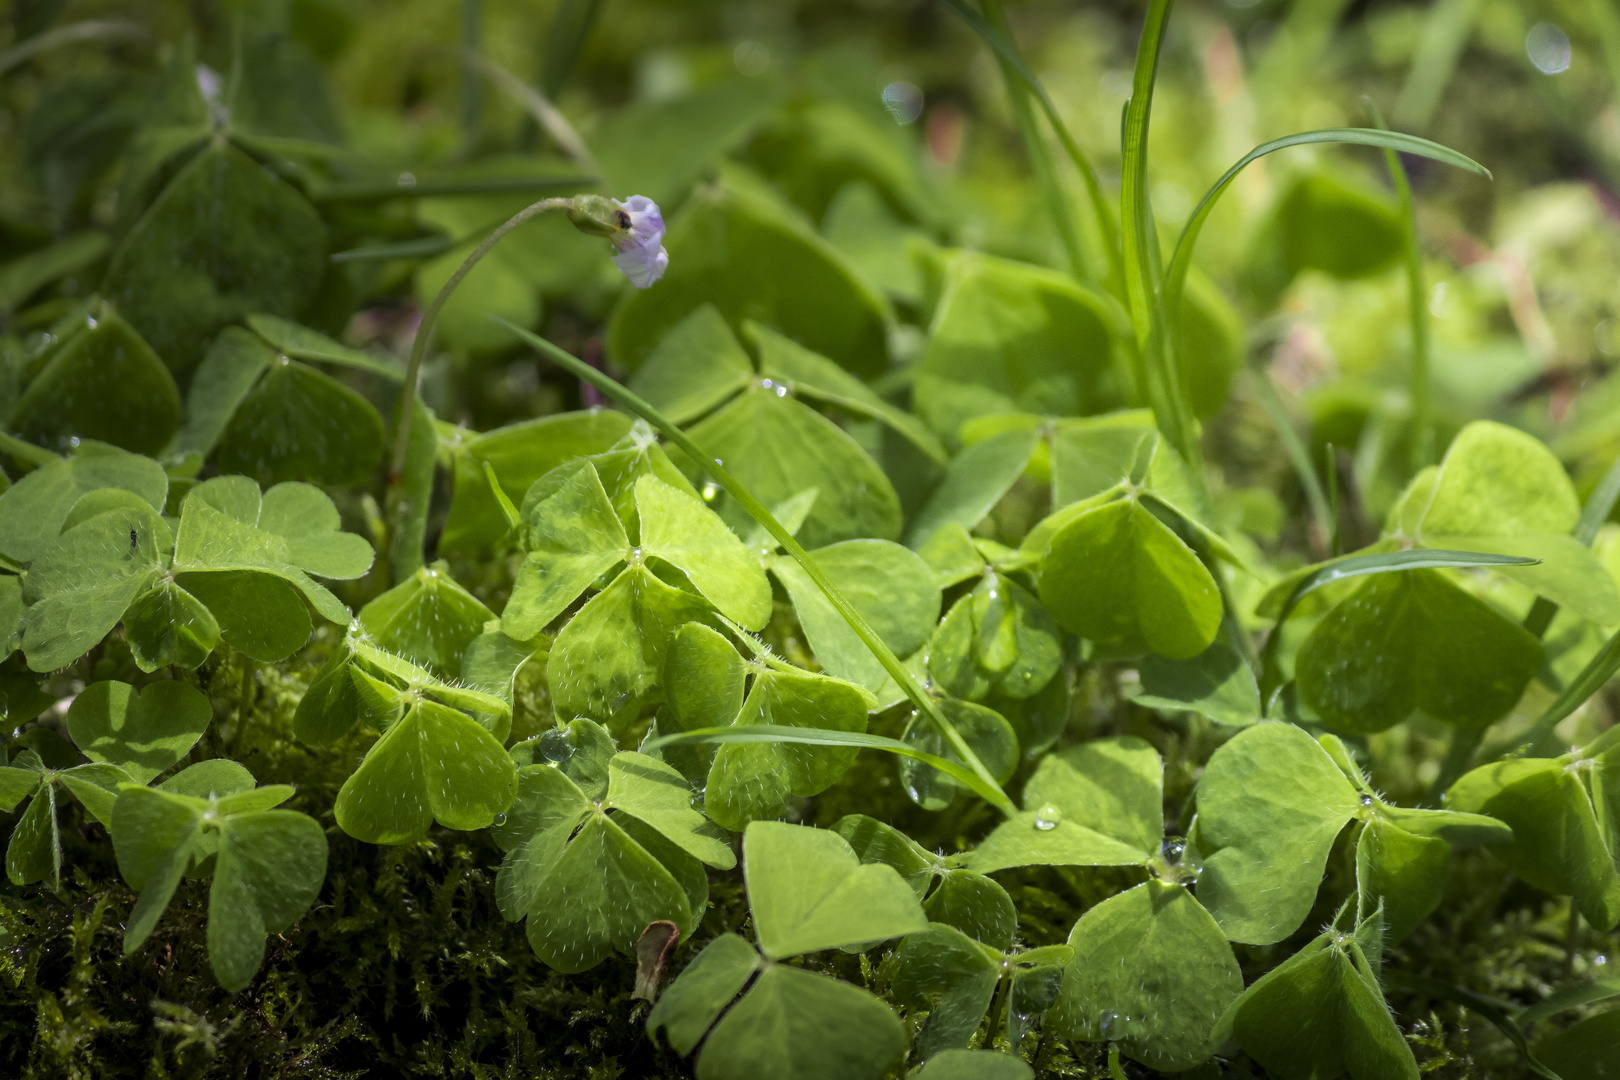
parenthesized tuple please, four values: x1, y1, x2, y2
(498, 318, 1018, 817)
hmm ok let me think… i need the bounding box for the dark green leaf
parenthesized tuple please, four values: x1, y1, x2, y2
(215, 359, 384, 488)
(441, 410, 633, 553)
(627, 304, 753, 425)
(103, 142, 327, 377)
(703, 667, 873, 831)
(333, 699, 517, 845)
(0, 444, 165, 567)
(1052, 880, 1242, 1071)
(680, 384, 901, 549)
(1295, 569, 1543, 733)
(770, 540, 939, 690)
(914, 251, 1122, 442)
(12, 309, 180, 455)
(359, 561, 494, 677)
(907, 428, 1040, 548)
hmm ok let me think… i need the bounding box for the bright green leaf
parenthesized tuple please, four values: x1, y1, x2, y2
(743, 821, 927, 960)
(1195, 723, 1362, 945)
(66, 680, 210, 784)
(333, 699, 517, 845)
(1295, 570, 1543, 734)
(1039, 497, 1221, 659)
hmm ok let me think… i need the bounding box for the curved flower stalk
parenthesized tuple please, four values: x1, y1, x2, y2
(387, 192, 670, 575)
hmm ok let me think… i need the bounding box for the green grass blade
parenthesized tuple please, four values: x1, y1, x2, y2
(1502, 623, 1620, 758)
(1517, 976, 1620, 1026)
(1163, 129, 1489, 322)
(1121, 0, 1175, 348)
(641, 725, 1005, 809)
(493, 317, 1018, 817)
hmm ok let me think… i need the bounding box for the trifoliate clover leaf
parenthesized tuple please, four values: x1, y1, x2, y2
(1212, 914, 1419, 1080)
(1415, 420, 1620, 625)
(744, 821, 927, 959)
(676, 381, 902, 549)
(1294, 568, 1543, 734)
(110, 783, 326, 991)
(358, 560, 493, 677)
(1038, 494, 1221, 660)
(490, 750, 732, 973)
(635, 473, 770, 630)
(332, 697, 516, 845)
(512, 718, 617, 799)
(897, 699, 1018, 812)
(769, 539, 939, 691)
(834, 814, 1017, 949)
(627, 303, 753, 425)
(908, 427, 1041, 548)
(701, 660, 875, 832)
(912, 1050, 1034, 1080)
(440, 409, 632, 553)
(887, 922, 1072, 1061)
(649, 822, 920, 1080)
(122, 579, 221, 671)
(460, 621, 544, 708)
(0, 575, 22, 659)
(13, 306, 182, 457)
(1447, 736, 1620, 931)
(503, 460, 629, 639)
(1193, 723, 1362, 944)
(2, 747, 131, 887)
(20, 500, 172, 672)
(545, 561, 712, 727)
(293, 629, 513, 746)
(172, 479, 372, 639)
(652, 934, 907, 1080)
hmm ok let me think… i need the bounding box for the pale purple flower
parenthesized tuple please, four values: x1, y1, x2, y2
(610, 195, 669, 288)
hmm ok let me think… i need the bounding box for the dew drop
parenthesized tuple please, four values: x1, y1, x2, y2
(1099, 1009, 1119, 1039)
(701, 482, 720, 503)
(1034, 804, 1062, 830)
(493, 813, 507, 826)
(1359, 793, 1375, 807)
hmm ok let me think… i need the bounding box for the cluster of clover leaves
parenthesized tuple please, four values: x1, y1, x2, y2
(7, 376, 1620, 1076)
(4, 1, 1620, 1079)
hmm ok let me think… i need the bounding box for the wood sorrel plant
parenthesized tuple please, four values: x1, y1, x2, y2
(1, 2, 1617, 1079)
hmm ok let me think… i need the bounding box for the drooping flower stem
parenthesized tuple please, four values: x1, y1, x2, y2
(494, 315, 1020, 819)
(387, 196, 573, 489)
